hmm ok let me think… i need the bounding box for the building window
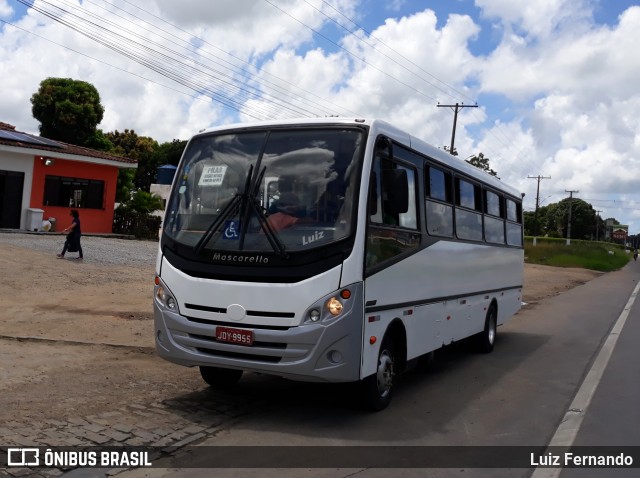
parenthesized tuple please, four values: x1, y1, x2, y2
(43, 175, 105, 209)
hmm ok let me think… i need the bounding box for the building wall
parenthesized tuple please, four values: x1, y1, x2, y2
(0, 150, 34, 229)
(29, 156, 119, 233)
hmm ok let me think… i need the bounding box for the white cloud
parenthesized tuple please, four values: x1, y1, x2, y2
(0, 0, 13, 19)
(1, 0, 640, 231)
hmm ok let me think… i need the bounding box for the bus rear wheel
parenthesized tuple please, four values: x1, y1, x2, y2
(476, 304, 497, 353)
(199, 366, 243, 388)
(361, 336, 396, 411)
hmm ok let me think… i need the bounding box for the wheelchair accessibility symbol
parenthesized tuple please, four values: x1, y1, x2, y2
(223, 220, 240, 240)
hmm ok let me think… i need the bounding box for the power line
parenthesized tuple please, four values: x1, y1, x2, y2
(114, 0, 361, 117)
(18, 0, 362, 120)
(263, 0, 441, 103)
(306, 0, 475, 103)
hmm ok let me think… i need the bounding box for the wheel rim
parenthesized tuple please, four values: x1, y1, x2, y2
(376, 348, 395, 398)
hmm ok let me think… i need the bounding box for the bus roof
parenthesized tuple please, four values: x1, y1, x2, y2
(195, 117, 522, 200)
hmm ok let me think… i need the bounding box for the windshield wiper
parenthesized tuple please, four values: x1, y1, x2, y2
(243, 166, 288, 258)
(192, 165, 253, 255)
(192, 165, 288, 258)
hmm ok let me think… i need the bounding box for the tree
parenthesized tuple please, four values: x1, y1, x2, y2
(465, 153, 498, 177)
(443, 146, 458, 156)
(31, 78, 105, 146)
(116, 169, 136, 203)
(118, 190, 164, 214)
(545, 198, 596, 240)
(156, 139, 187, 167)
(105, 129, 159, 191)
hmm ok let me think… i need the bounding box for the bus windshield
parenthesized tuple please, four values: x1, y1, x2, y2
(163, 127, 364, 256)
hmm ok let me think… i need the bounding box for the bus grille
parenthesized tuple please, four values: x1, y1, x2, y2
(185, 316, 291, 331)
(195, 347, 282, 363)
(189, 333, 286, 350)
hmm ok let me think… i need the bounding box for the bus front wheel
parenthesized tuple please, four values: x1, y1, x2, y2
(360, 336, 396, 411)
(199, 366, 243, 388)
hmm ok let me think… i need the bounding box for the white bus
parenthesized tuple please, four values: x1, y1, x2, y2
(154, 118, 524, 410)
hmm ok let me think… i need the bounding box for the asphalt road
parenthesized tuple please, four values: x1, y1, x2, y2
(91, 262, 640, 478)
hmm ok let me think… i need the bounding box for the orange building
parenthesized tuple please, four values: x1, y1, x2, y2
(0, 122, 136, 233)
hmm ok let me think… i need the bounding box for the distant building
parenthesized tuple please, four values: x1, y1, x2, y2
(611, 225, 628, 244)
(0, 122, 136, 232)
(149, 164, 177, 219)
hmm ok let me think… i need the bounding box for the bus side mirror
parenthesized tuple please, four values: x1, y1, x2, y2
(382, 169, 409, 214)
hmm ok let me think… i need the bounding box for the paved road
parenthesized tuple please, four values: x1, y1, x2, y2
(3, 262, 639, 478)
(110, 262, 640, 478)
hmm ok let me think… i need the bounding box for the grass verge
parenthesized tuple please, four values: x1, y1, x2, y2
(524, 237, 631, 272)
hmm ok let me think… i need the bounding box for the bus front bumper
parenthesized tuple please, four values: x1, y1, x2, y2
(153, 285, 364, 383)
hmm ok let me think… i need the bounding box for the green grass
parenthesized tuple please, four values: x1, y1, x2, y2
(524, 237, 631, 272)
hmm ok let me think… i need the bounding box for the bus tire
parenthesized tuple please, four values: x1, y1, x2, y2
(476, 304, 497, 354)
(199, 366, 243, 388)
(360, 335, 396, 411)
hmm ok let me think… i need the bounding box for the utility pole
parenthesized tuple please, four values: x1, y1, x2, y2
(528, 175, 551, 236)
(565, 189, 579, 245)
(437, 102, 478, 155)
(595, 209, 602, 242)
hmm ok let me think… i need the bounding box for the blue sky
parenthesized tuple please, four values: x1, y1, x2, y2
(2, 0, 640, 233)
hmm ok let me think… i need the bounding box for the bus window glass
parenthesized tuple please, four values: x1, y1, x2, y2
(369, 155, 383, 224)
(457, 179, 477, 210)
(486, 191, 502, 217)
(507, 222, 523, 246)
(371, 156, 417, 229)
(484, 216, 505, 244)
(398, 165, 417, 229)
(456, 209, 483, 241)
(506, 199, 519, 222)
(428, 167, 451, 202)
(426, 200, 453, 237)
(164, 128, 364, 253)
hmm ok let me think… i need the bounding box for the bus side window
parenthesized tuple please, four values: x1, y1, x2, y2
(366, 155, 419, 272)
(506, 198, 523, 246)
(484, 190, 505, 244)
(455, 178, 483, 241)
(425, 166, 453, 237)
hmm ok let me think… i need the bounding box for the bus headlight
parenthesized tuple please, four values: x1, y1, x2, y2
(303, 285, 357, 325)
(326, 297, 343, 316)
(155, 277, 179, 312)
(308, 309, 321, 322)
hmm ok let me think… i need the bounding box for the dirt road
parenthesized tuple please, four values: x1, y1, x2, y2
(0, 239, 601, 425)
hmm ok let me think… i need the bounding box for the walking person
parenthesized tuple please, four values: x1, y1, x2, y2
(57, 209, 83, 260)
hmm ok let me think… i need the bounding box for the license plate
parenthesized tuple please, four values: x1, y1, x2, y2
(215, 326, 254, 346)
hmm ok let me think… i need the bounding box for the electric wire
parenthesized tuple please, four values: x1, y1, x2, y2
(311, 0, 528, 168)
(115, 0, 361, 118)
(0, 18, 233, 116)
(313, 0, 475, 103)
(263, 0, 440, 103)
(17, 0, 343, 119)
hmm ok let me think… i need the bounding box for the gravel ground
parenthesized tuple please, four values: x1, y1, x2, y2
(0, 231, 158, 267)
